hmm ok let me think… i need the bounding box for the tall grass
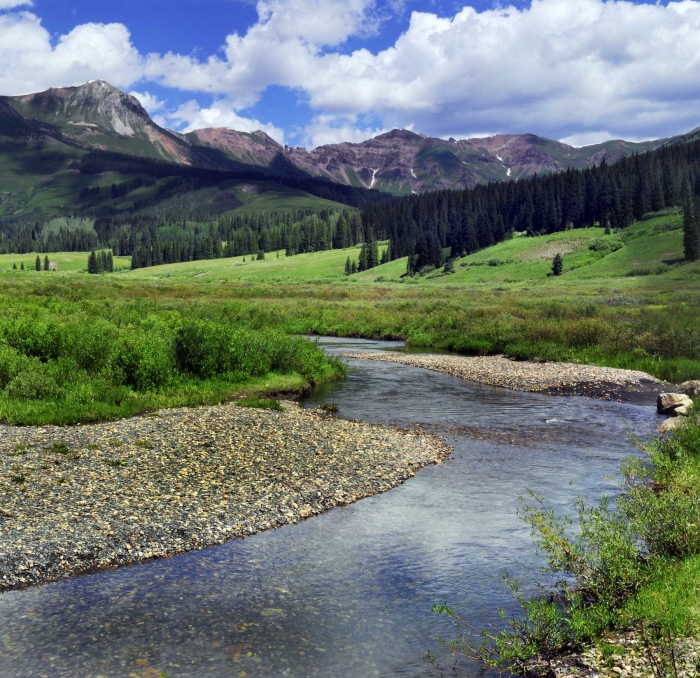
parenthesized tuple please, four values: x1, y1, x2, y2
(0, 297, 344, 425)
(1, 276, 700, 389)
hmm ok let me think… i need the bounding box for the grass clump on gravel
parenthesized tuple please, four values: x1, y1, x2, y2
(432, 418, 700, 677)
(237, 398, 283, 411)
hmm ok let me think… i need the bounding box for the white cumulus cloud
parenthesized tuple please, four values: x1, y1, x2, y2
(143, 0, 700, 145)
(0, 12, 143, 95)
(0, 0, 32, 8)
(129, 90, 165, 113)
(301, 114, 387, 148)
(164, 100, 287, 145)
(3, 0, 700, 147)
(144, 0, 381, 109)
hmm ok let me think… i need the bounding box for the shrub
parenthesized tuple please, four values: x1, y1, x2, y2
(5, 362, 62, 400)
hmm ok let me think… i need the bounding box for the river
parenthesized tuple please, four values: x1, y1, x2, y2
(0, 338, 657, 677)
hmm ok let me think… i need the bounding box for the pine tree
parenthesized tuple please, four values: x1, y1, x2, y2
(682, 180, 700, 261)
(367, 230, 379, 269)
(551, 253, 563, 276)
(107, 250, 114, 272)
(256, 250, 265, 260)
(88, 250, 98, 275)
(345, 256, 351, 276)
(20, 262, 24, 270)
(351, 260, 357, 274)
(35, 255, 41, 271)
(358, 243, 368, 271)
(43, 255, 49, 271)
(12, 263, 16, 270)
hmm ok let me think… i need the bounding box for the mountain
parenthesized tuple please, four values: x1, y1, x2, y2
(184, 128, 670, 194)
(0, 80, 688, 197)
(3, 80, 203, 165)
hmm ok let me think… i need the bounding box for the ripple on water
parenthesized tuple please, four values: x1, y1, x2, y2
(0, 338, 657, 678)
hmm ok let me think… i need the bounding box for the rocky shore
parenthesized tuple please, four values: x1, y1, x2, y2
(0, 401, 450, 592)
(342, 352, 663, 402)
(549, 630, 700, 677)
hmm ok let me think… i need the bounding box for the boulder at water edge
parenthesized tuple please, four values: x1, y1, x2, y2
(657, 393, 694, 415)
(658, 417, 685, 433)
(680, 380, 700, 396)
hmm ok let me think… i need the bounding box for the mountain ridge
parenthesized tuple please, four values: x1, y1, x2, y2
(0, 80, 686, 194)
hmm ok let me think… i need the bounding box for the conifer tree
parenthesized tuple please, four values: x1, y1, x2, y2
(35, 255, 41, 271)
(551, 253, 563, 276)
(257, 249, 265, 260)
(88, 250, 98, 274)
(43, 255, 49, 271)
(358, 243, 368, 271)
(20, 262, 24, 270)
(367, 229, 379, 269)
(682, 180, 700, 261)
(334, 213, 347, 249)
(107, 250, 114, 272)
(351, 260, 357, 274)
(345, 256, 351, 276)
(12, 263, 16, 270)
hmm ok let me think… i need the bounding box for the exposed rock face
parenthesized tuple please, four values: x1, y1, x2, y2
(657, 393, 694, 415)
(184, 128, 284, 168)
(184, 126, 668, 194)
(4, 80, 202, 165)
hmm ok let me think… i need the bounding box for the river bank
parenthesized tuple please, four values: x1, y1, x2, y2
(549, 630, 700, 677)
(0, 400, 450, 592)
(342, 352, 666, 402)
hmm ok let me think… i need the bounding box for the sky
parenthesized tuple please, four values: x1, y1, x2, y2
(1, 0, 699, 148)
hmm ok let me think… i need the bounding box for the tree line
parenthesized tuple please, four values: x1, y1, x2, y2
(361, 137, 700, 267)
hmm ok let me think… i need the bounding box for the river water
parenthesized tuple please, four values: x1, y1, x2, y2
(0, 338, 658, 678)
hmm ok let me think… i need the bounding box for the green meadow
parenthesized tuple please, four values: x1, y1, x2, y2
(120, 214, 690, 290)
(0, 210, 699, 427)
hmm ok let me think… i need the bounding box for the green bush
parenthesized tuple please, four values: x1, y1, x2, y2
(6, 361, 61, 400)
(0, 300, 343, 425)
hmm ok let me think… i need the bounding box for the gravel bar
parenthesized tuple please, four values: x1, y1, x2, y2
(342, 352, 662, 402)
(0, 401, 450, 592)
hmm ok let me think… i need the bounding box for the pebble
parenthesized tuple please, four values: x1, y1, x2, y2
(0, 400, 451, 591)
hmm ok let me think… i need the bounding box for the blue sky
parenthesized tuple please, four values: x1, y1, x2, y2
(1, 0, 699, 148)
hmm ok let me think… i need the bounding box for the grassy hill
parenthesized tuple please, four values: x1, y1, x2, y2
(119, 213, 688, 290)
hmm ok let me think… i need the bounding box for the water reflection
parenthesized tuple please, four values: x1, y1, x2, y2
(0, 339, 656, 678)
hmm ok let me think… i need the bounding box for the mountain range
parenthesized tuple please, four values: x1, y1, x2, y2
(1, 80, 691, 196)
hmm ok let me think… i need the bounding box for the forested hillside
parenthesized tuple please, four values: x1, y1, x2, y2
(3, 136, 700, 274)
(362, 137, 700, 269)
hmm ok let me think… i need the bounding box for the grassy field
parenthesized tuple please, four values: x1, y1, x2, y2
(0, 251, 132, 273)
(122, 214, 691, 290)
(1, 213, 699, 389)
